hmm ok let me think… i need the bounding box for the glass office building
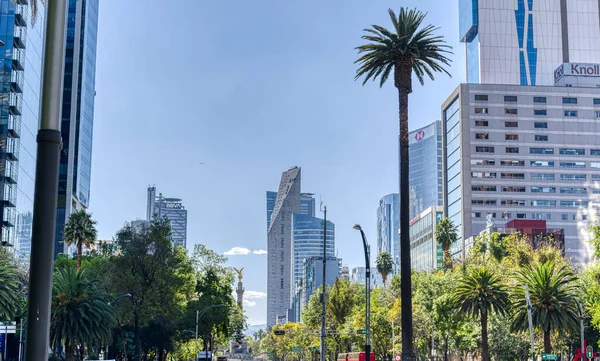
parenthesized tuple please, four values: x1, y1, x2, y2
(409, 121, 443, 220)
(266, 191, 277, 230)
(0, 0, 44, 263)
(376, 193, 399, 273)
(55, 0, 100, 256)
(409, 206, 444, 272)
(146, 186, 188, 248)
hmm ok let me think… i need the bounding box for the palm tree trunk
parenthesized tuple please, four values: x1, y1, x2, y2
(543, 329, 551, 354)
(443, 248, 451, 270)
(481, 311, 489, 361)
(77, 241, 83, 268)
(65, 342, 76, 361)
(396, 58, 414, 361)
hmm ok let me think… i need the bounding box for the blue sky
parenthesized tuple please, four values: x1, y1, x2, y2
(90, 0, 465, 325)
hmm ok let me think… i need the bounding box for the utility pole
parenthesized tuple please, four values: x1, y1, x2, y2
(579, 303, 585, 361)
(525, 285, 535, 361)
(24, 1, 68, 361)
(320, 204, 327, 361)
(353, 225, 371, 360)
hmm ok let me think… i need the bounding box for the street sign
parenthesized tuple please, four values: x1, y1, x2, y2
(357, 329, 367, 334)
(587, 345, 594, 359)
(395, 356, 400, 361)
(274, 330, 286, 336)
(541, 354, 557, 360)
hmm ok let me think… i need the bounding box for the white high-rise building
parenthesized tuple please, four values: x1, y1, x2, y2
(442, 69, 600, 265)
(460, 0, 600, 85)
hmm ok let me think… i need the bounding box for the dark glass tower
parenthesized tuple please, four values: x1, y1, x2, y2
(55, 0, 99, 257)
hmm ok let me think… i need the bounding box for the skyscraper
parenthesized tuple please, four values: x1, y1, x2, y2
(146, 186, 188, 248)
(267, 167, 301, 327)
(0, 1, 45, 261)
(266, 191, 277, 230)
(409, 121, 443, 219)
(460, 0, 600, 85)
(376, 194, 399, 272)
(54, 0, 100, 257)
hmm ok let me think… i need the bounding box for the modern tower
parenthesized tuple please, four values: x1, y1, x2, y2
(54, 0, 100, 257)
(460, 0, 600, 85)
(0, 1, 45, 262)
(146, 186, 188, 248)
(376, 194, 400, 272)
(267, 167, 301, 327)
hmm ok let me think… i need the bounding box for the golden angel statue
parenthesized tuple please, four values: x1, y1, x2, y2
(233, 267, 244, 282)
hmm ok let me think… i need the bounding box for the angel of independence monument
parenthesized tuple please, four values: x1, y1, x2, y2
(231, 268, 249, 356)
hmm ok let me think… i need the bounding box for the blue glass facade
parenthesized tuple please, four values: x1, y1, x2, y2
(266, 191, 277, 230)
(291, 213, 334, 295)
(0, 0, 44, 263)
(377, 193, 399, 273)
(459, 0, 478, 42)
(55, 0, 99, 256)
(444, 98, 462, 239)
(515, 0, 537, 85)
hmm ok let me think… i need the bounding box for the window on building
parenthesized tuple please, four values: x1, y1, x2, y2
(535, 135, 549, 141)
(531, 187, 556, 193)
(501, 173, 525, 179)
(594, 175, 600, 181)
(517, 213, 526, 219)
(560, 174, 586, 181)
(472, 212, 482, 218)
(561, 214, 568, 220)
(594, 189, 600, 194)
(596, 111, 600, 118)
(591, 150, 600, 155)
(500, 160, 524, 167)
(475, 107, 488, 114)
(475, 95, 488, 101)
(476, 146, 495, 153)
(501, 200, 526, 206)
(560, 148, 585, 155)
(591, 162, 600, 168)
(504, 95, 518, 102)
(471, 172, 497, 179)
(471, 159, 496, 166)
(475, 133, 489, 140)
(530, 148, 554, 154)
(475, 120, 489, 127)
(506, 147, 519, 153)
(563, 97, 577, 104)
(502, 212, 512, 219)
(583, 215, 588, 221)
(560, 187, 587, 194)
(564, 110, 578, 117)
(594, 98, 600, 105)
(502, 186, 526, 192)
(530, 160, 554, 167)
(560, 201, 588, 207)
(534, 97, 547, 103)
(531, 173, 555, 181)
(505, 121, 518, 127)
(531, 213, 551, 220)
(505, 134, 518, 140)
(560, 161, 585, 168)
(534, 122, 548, 128)
(534, 109, 547, 116)
(505, 108, 518, 115)
(472, 200, 497, 206)
(472, 185, 497, 192)
(531, 200, 556, 207)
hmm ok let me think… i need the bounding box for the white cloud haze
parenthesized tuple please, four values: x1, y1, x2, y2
(245, 291, 267, 299)
(243, 300, 257, 307)
(223, 247, 251, 255)
(253, 249, 268, 255)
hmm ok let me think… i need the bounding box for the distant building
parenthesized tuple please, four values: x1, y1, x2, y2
(266, 191, 277, 231)
(492, 219, 565, 254)
(409, 206, 444, 272)
(340, 264, 350, 280)
(377, 194, 400, 273)
(146, 186, 188, 248)
(296, 255, 341, 322)
(351, 266, 383, 288)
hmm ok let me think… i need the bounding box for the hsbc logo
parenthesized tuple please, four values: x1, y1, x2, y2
(414, 130, 425, 142)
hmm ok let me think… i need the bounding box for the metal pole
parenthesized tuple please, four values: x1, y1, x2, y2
(196, 310, 199, 361)
(25, 0, 67, 361)
(4, 323, 7, 361)
(320, 206, 327, 361)
(18, 322, 23, 361)
(525, 285, 535, 361)
(366, 243, 371, 360)
(579, 303, 585, 361)
(391, 319, 395, 361)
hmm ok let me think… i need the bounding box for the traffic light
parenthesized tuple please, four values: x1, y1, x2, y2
(274, 330, 286, 336)
(357, 329, 367, 334)
(588, 350, 593, 359)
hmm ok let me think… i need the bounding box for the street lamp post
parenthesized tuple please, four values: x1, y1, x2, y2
(106, 294, 132, 360)
(25, 1, 68, 361)
(353, 225, 371, 360)
(196, 304, 226, 361)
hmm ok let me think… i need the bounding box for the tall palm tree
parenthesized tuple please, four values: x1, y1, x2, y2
(435, 217, 458, 270)
(455, 265, 509, 361)
(376, 252, 394, 286)
(512, 262, 579, 354)
(50, 268, 114, 361)
(355, 8, 452, 359)
(63, 209, 98, 268)
(0, 256, 20, 321)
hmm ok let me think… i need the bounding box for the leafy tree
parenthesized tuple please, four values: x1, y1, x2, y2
(488, 313, 530, 361)
(435, 217, 459, 270)
(455, 265, 509, 361)
(327, 278, 362, 325)
(590, 220, 600, 259)
(105, 220, 195, 361)
(355, 8, 452, 357)
(50, 268, 114, 361)
(63, 209, 98, 268)
(0, 251, 20, 321)
(376, 252, 394, 286)
(512, 261, 579, 354)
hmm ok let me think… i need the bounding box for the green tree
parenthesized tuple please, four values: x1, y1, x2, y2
(376, 252, 394, 286)
(50, 268, 114, 361)
(355, 9, 451, 357)
(512, 262, 579, 354)
(590, 220, 600, 259)
(455, 265, 509, 361)
(0, 252, 20, 321)
(63, 209, 98, 268)
(434, 217, 458, 270)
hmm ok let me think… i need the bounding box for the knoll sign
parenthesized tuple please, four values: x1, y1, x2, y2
(554, 63, 600, 81)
